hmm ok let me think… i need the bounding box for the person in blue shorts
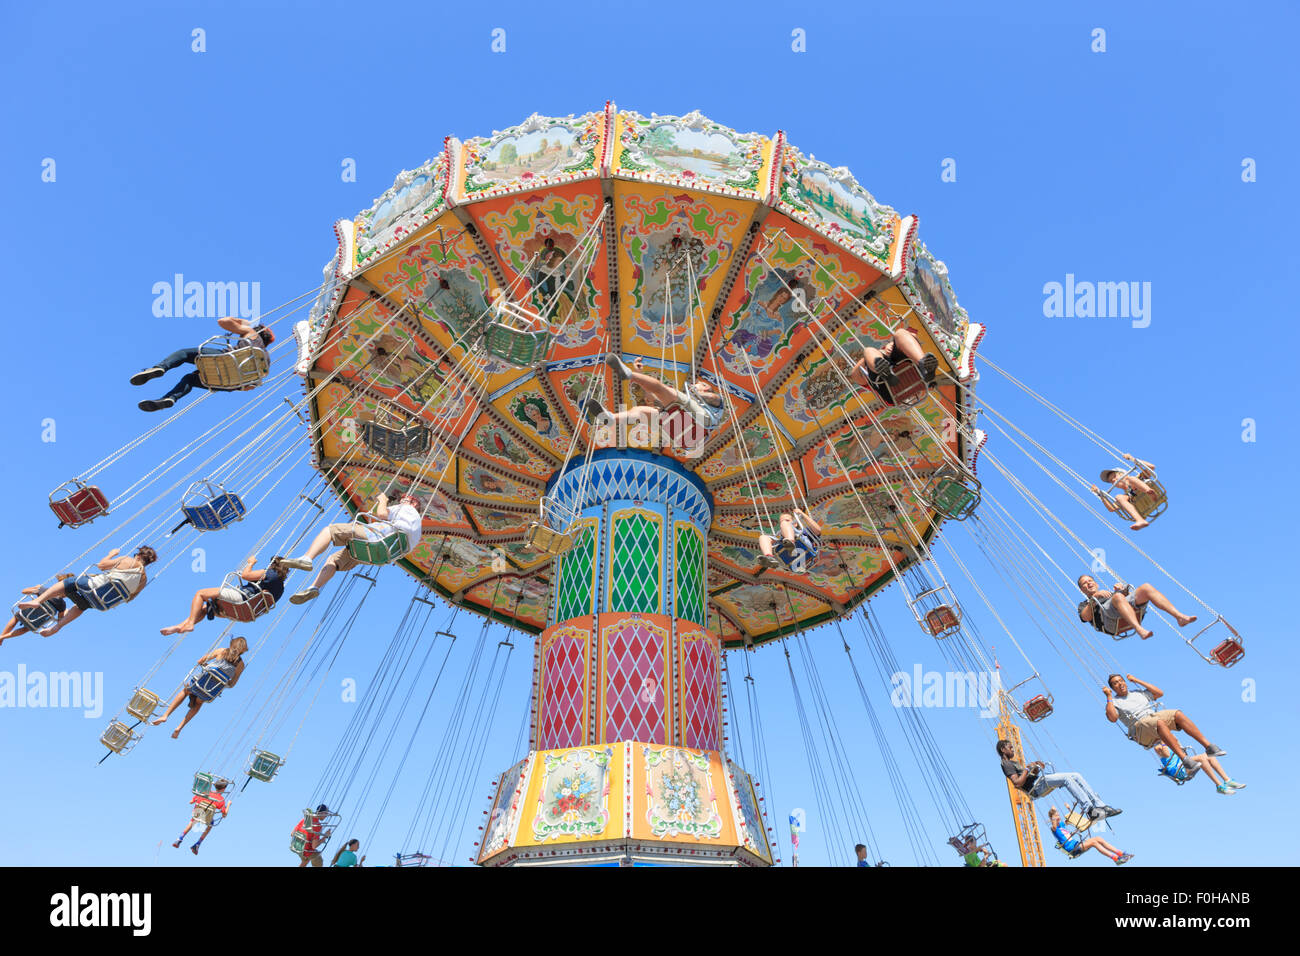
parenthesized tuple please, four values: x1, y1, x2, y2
(1153, 744, 1245, 795)
(757, 508, 822, 574)
(1047, 806, 1132, 864)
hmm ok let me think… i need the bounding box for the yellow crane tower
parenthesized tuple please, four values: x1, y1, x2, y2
(996, 688, 1046, 867)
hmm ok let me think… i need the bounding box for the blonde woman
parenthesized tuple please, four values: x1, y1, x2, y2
(152, 637, 248, 739)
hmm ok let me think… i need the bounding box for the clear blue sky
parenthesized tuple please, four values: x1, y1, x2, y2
(2, 0, 1296, 867)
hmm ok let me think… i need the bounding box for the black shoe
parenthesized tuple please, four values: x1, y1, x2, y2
(139, 397, 176, 413)
(872, 356, 898, 387)
(583, 398, 609, 425)
(918, 353, 938, 385)
(130, 367, 166, 386)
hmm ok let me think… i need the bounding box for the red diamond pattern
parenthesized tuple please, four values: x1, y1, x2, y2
(539, 630, 586, 749)
(681, 634, 719, 749)
(603, 620, 666, 743)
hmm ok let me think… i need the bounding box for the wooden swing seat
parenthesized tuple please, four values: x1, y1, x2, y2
(1128, 479, 1168, 520)
(213, 572, 276, 623)
(525, 522, 572, 557)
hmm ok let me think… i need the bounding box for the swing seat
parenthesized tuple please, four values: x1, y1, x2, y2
(125, 687, 161, 722)
(185, 663, 232, 703)
(12, 600, 60, 634)
(100, 720, 141, 755)
(888, 361, 930, 407)
(1186, 616, 1245, 667)
(193, 336, 270, 391)
(246, 749, 284, 783)
(1064, 808, 1094, 833)
(49, 480, 109, 529)
(361, 420, 432, 461)
(80, 572, 134, 612)
(1055, 841, 1086, 860)
(924, 604, 961, 638)
(1022, 694, 1054, 722)
(192, 771, 223, 797)
(924, 467, 981, 521)
(345, 516, 410, 566)
(181, 481, 247, 531)
(658, 405, 709, 450)
(484, 300, 551, 367)
(525, 522, 572, 557)
(1128, 480, 1168, 521)
(213, 572, 275, 623)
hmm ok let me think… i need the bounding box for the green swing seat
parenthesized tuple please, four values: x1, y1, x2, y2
(345, 513, 410, 566)
(484, 300, 551, 367)
(246, 748, 284, 783)
(924, 466, 981, 521)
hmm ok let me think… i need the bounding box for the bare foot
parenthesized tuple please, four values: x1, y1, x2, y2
(1130, 520, 1149, 531)
(40, 626, 60, 637)
(1176, 614, 1198, 627)
(159, 622, 194, 636)
(171, 728, 181, 739)
(151, 717, 166, 726)
(1137, 628, 1155, 640)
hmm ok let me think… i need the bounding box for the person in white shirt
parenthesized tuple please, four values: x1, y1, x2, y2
(1103, 674, 1226, 766)
(283, 490, 423, 604)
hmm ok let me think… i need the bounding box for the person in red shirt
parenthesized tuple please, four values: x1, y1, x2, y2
(175, 780, 229, 855)
(295, 804, 332, 867)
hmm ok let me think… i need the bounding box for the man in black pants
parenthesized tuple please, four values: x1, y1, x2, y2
(131, 315, 274, 411)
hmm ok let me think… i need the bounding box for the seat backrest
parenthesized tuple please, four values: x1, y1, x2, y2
(484, 321, 550, 367)
(215, 590, 274, 623)
(50, 483, 110, 527)
(14, 602, 59, 632)
(195, 345, 270, 390)
(890, 361, 929, 406)
(84, 575, 133, 612)
(346, 530, 408, 566)
(125, 687, 161, 721)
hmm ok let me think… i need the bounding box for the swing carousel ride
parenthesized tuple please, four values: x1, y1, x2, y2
(20, 105, 1245, 867)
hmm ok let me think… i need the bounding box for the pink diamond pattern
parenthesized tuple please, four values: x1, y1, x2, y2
(603, 620, 666, 743)
(539, 631, 586, 749)
(681, 634, 719, 749)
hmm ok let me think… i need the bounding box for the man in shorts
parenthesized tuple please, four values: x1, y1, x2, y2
(848, 328, 939, 405)
(1092, 453, 1160, 531)
(1076, 574, 1197, 639)
(1104, 673, 1227, 767)
(757, 508, 823, 574)
(284, 490, 423, 604)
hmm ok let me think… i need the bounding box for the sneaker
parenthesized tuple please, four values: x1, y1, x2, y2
(1205, 743, 1227, 757)
(583, 398, 609, 425)
(1090, 805, 1122, 821)
(1216, 783, 1235, 795)
(172, 840, 182, 848)
(758, 554, 782, 572)
(138, 397, 176, 413)
(290, 587, 320, 605)
(280, 557, 314, 572)
(130, 366, 165, 386)
(1115, 852, 1134, 866)
(918, 353, 939, 385)
(871, 356, 898, 386)
(191, 843, 201, 855)
(1224, 779, 1247, 790)
(604, 353, 632, 381)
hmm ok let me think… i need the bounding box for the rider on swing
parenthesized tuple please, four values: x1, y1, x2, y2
(848, 328, 938, 404)
(757, 507, 823, 574)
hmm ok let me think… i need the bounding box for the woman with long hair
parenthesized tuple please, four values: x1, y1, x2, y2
(16, 546, 156, 637)
(152, 636, 248, 739)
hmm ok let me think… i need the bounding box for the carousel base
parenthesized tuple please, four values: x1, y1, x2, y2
(476, 742, 772, 867)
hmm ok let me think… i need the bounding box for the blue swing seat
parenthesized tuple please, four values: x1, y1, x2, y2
(181, 481, 247, 531)
(185, 662, 234, 703)
(12, 600, 60, 633)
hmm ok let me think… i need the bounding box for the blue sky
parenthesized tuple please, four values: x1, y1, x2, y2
(1, 0, 1297, 867)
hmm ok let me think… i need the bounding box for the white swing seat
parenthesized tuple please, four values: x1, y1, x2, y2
(194, 335, 270, 391)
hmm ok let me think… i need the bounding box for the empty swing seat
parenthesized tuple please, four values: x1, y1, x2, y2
(1187, 616, 1245, 667)
(100, 720, 141, 755)
(1022, 694, 1054, 722)
(194, 335, 270, 391)
(181, 481, 247, 531)
(49, 480, 110, 529)
(125, 687, 161, 722)
(924, 467, 981, 521)
(246, 749, 284, 783)
(924, 605, 961, 638)
(361, 419, 431, 460)
(525, 522, 572, 556)
(484, 301, 551, 367)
